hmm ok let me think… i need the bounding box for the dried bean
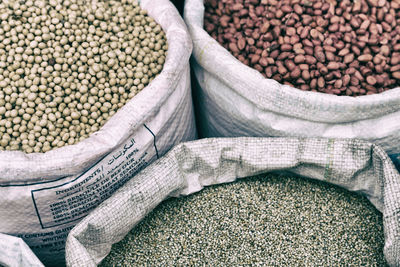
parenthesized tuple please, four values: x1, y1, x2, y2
(281, 44, 293, 52)
(318, 77, 325, 88)
(367, 76, 377, 85)
(344, 54, 355, 64)
(204, 0, 400, 96)
(327, 62, 340, 70)
(305, 55, 317, 64)
(393, 72, 400, 79)
(291, 68, 301, 79)
(238, 38, 246, 50)
(259, 58, 269, 67)
(358, 54, 373, 62)
(338, 48, 350, 57)
(229, 43, 239, 53)
(294, 55, 305, 64)
(302, 70, 311, 80)
(343, 75, 351, 86)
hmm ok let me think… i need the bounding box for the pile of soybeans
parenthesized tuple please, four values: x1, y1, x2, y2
(0, 0, 167, 153)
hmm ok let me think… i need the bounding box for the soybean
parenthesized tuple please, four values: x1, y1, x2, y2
(0, 0, 168, 153)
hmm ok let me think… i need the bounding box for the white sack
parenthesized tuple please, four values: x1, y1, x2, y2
(0, 233, 44, 267)
(183, 0, 400, 170)
(0, 0, 196, 265)
(65, 137, 400, 266)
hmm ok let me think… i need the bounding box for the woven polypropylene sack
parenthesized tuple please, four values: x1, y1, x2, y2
(183, 0, 400, 170)
(65, 137, 400, 266)
(0, 0, 196, 265)
(0, 233, 44, 267)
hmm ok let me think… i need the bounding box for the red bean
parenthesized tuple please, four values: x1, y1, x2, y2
(204, 0, 400, 96)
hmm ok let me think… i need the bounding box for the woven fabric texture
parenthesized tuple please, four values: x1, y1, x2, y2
(183, 0, 400, 168)
(66, 137, 400, 266)
(0, 0, 195, 265)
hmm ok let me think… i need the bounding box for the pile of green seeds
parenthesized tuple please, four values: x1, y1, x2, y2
(0, 0, 167, 153)
(101, 174, 386, 266)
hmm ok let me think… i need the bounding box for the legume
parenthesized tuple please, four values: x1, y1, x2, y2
(204, 0, 400, 96)
(0, 0, 167, 153)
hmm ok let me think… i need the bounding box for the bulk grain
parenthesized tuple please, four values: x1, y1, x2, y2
(204, 0, 400, 96)
(101, 174, 386, 266)
(184, 0, 400, 169)
(0, 0, 167, 153)
(64, 138, 400, 266)
(0, 0, 195, 265)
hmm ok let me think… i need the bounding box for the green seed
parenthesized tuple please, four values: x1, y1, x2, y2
(101, 174, 386, 266)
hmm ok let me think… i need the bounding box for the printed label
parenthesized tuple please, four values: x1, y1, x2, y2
(19, 225, 74, 252)
(31, 125, 157, 229)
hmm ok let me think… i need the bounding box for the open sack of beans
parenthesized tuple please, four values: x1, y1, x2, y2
(0, 233, 44, 267)
(65, 137, 400, 266)
(0, 0, 195, 265)
(184, 0, 400, 169)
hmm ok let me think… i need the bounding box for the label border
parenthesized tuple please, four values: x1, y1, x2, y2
(29, 124, 158, 229)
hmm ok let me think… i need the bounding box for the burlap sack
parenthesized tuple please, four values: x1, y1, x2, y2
(0, 0, 195, 265)
(183, 0, 400, 170)
(65, 137, 400, 266)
